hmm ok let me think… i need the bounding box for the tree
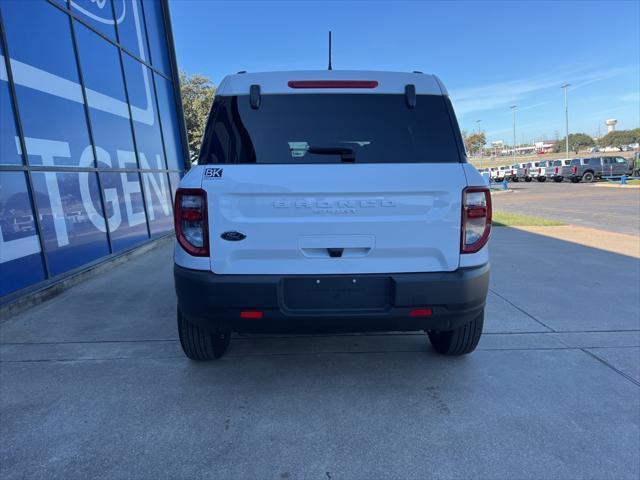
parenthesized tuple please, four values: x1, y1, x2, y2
(180, 72, 216, 162)
(461, 130, 486, 155)
(553, 133, 595, 154)
(598, 128, 640, 148)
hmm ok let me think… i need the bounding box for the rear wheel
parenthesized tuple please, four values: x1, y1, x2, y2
(582, 171, 594, 183)
(538, 177, 546, 182)
(177, 308, 230, 360)
(427, 310, 484, 355)
(553, 177, 563, 183)
(570, 177, 580, 183)
(525, 177, 532, 182)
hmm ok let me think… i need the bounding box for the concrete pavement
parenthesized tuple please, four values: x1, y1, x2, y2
(1, 228, 639, 479)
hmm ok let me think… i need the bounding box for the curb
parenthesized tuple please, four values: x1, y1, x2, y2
(592, 183, 640, 189)
(0, 235, 173, 321)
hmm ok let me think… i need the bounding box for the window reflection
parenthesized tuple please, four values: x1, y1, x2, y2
(0, 172, 46, 296)
(31, 172, 109, 276)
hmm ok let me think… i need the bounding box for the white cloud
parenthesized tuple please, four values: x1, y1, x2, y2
(450, 66, 633, 117)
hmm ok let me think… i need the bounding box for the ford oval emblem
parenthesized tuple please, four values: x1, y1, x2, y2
(221, 231, 246, 241)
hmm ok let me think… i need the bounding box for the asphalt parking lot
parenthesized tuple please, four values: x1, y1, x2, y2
(1, 202, 639, 479)
(493, 180, 640, 236)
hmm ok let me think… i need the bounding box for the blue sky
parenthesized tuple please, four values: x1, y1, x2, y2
(169, 0, 640, 144)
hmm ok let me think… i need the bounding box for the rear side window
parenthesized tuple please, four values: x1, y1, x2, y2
(199, 94, 463, 164)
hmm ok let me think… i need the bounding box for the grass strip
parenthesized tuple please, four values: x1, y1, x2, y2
(492, 211, 566, 227)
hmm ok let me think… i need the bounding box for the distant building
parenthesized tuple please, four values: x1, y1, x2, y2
(606, 119, 618, 133)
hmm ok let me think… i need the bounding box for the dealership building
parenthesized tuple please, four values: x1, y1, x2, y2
(0, 0, 187, 302)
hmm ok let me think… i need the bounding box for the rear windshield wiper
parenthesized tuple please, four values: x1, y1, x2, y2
(308, 146, 355, 163)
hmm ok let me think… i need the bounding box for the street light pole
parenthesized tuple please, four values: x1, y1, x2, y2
(510, 105, 517, 164)
(561, 83, 570, 159)
(476, 119, 482, 161)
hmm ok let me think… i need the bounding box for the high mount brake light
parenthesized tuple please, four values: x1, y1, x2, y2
(174, 188, 209, 257)
(461, 187, 492, 254)
(287, 80, 379, 89)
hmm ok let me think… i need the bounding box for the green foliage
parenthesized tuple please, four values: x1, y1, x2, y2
(553, 133, 595, 153)
(461, 130, 486, 155)
(598, 128, 640, 148)
(180, 71, 216, 162)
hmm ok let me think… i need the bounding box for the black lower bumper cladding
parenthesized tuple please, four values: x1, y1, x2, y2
(174, 263, 490, 333)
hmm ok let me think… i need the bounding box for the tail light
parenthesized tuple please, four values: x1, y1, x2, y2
(538, 167, 542, 174)
(461, 187, 492, 254)
(555, 167, 559, 174)
(174, 188, 209, 256)
(572, 166, 577, 174)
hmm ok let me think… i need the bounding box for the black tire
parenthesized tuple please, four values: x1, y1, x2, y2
(427, 310, 484, 356)
(525, 177, 532, 182)
(538, 177, 546, 182)
(570, 177, 579, 183)
(553, 177, 563, 183)
(582, 171, 594, 183)
(512, 177, 519, 182)
(177, 308, 230, 360)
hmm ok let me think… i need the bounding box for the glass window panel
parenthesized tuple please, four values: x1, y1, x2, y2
(70, 0, 117, 39)
(141, 171, 172, 236)
(75, 21, 135, 167)
(0, 42, 22, 165)
(2, 1, 93, 167)
(114, 0, 150, 63)
(122, 53, 166, 169)
(141, 0, 170, 75)
(154, 73, 184, 171)
(168, 171, 181, 203)
(0, 172, 46, 296)
(100, 172, 148, 252)
(31, 171, 109, 276)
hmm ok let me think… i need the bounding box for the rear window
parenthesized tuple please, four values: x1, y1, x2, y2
(199, 94, 463, 164)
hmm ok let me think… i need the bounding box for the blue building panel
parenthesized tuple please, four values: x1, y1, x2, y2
(0, 0, 187, 301)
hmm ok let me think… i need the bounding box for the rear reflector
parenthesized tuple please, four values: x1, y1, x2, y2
(288, 80, 378, 89)
(410, 308, 433, 317)
(240, 311, 263, 319)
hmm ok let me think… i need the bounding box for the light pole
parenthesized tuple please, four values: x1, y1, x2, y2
(561, 83, 570, 159)
(476, 120, 482, 160)
(510, 105, 517, 164)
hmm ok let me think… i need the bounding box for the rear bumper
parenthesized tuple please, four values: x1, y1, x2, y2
(174, 263, 490, 333)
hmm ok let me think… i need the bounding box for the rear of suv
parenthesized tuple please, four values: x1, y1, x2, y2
(173, 71, 491, 360)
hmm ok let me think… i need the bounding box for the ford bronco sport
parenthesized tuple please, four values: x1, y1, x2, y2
(173, 71, 491, 360)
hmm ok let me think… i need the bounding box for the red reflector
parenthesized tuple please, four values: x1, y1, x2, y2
(181, 209, 202, 221)
(409, 308, 433, 318)
(288, 80, 378, 89)
(467, 206, 487, 219)
(240, 311, 263, 319)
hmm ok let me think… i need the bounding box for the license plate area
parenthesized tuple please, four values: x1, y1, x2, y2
(282, 276, 391, 312)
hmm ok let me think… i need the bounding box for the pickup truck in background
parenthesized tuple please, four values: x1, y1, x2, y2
(565, 156, 633, 183)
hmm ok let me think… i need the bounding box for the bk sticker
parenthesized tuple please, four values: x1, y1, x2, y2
(204, 167, 223, 179)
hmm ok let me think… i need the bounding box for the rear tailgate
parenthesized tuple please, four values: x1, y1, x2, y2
(200, 164, 466, 275)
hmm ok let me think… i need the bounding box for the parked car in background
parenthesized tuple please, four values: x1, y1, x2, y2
(536, 160, 551, 182)
(565, 156, 633, 183)
(516, 162, 536, 182)
(547, 159, 571, 182)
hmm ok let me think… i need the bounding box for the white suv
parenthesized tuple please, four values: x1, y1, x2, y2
(173, 71, 491, 360)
